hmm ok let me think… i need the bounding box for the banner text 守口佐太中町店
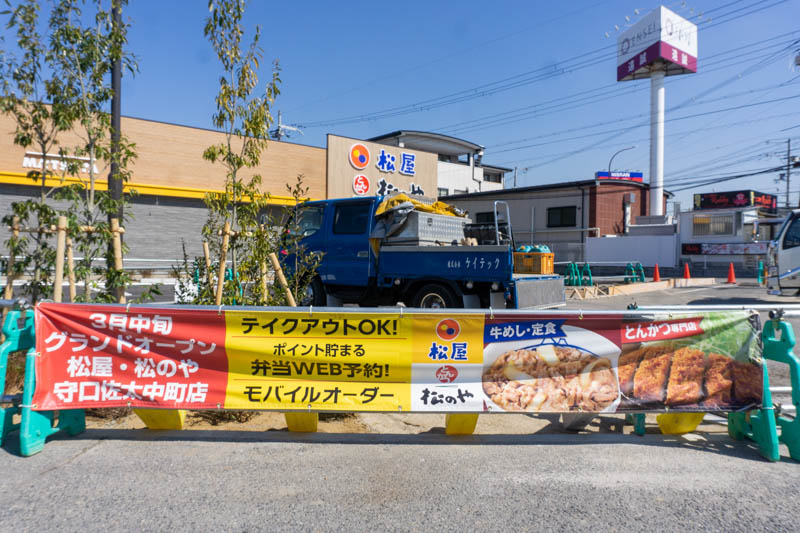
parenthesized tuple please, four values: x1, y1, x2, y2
(33, 304, 764, 413)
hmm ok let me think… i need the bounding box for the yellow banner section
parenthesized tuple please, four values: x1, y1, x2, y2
(410, 315, 484, 364)
(223, 310, 484, 411)
(225, 379, 410, 411)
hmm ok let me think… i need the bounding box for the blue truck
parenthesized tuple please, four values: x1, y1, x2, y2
(289, 195, 564, 309)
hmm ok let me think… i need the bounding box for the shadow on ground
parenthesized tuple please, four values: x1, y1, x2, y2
(1, 418, 784, 464)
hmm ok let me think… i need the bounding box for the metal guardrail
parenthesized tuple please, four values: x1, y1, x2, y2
(0, 299, 31, 310)
(7, 301, 800, 318)
(632, 304, 800, 312)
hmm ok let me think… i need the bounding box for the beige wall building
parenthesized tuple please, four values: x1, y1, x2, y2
(0, 113, 327, 204)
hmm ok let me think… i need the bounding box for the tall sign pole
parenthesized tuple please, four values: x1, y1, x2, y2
(617, 6, 697, 218)
(650, 64, 665, 215)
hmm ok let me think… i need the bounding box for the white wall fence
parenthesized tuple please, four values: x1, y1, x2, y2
(585, 235, 678, 267)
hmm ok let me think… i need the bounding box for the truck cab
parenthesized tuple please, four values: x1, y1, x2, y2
(767, 209, 800, 293)
(295, 197, 378, 303)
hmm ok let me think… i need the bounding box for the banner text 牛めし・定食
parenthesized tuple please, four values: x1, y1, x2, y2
(33, 304, 763, 413)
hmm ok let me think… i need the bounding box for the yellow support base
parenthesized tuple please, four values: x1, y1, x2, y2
(656, 412, 705, 434)
(445, 413, 479, 435)
(133, 409, 186, 430)
(285, 412, 319, 432)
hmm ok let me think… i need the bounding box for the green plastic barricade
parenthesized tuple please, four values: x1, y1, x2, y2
(728, 317, 800, 461)
(624, 262, 646, 284)
(0, 309, 34, 445)
(0, 307, 85, 456)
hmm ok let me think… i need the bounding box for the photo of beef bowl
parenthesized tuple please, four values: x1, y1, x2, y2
(482, 328, 621, 413)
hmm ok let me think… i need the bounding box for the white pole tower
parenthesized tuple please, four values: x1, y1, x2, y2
(649, 64, 666, 216)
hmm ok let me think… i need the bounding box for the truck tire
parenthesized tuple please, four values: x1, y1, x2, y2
(411, 283, 461, 309)
(300, 276, 327, 306)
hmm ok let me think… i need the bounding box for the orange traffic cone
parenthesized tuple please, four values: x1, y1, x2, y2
(653, 264, 661, 282)
(683, 263, 691, 279)
(727, 262, 737, 284)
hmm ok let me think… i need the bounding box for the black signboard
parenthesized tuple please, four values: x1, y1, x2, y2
(693, 190, 777, 213)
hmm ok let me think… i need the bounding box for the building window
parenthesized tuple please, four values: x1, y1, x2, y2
(483, 172, 502, 183)
(475, 212, 495, 224)
(453, 189, 468, 195)
(437, 187, 449, 197)
(692, 214, 734, 236)
(547, 206, 577, 228)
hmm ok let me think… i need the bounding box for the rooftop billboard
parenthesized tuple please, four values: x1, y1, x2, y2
(617, 6, 698, 82)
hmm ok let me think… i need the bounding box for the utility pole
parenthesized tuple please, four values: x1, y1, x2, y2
(108, 1, 123, 225)
(272, 111, 303, 141)
(788, 138, 794, 209)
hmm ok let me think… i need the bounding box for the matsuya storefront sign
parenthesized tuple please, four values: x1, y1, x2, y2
(348, 142, 423, 196)
(34, 303, 764, 415)
(325, 134, 436, 199)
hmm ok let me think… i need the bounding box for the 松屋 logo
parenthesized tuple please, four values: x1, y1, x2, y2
(349, 143, 370, 170)
(436, 319, 460, 341)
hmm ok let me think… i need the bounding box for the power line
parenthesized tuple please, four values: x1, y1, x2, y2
(443, 32, 800, 137)
(284, 1, 609, 115)
(491, 93, 800, 157)
(295, 0, 783, 129)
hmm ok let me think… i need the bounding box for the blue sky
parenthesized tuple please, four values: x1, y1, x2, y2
(49, 1, 800, 208)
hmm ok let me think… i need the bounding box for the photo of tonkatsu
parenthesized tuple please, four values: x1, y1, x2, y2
(617, 343, 762, 410)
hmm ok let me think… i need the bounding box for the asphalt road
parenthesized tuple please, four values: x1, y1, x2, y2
(2, 282, 799, 532)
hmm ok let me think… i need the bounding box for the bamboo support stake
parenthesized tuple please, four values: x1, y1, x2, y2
(1, 217, 20, 331)
(202, 241, 213, 288)
(215, 221, 230, 306)
(66, 237, 76, 302)
(53, 216, 67, 303)
(111, 218, 125, 304)
(260, 261, 268, 304)
(268, 252, 296, 307)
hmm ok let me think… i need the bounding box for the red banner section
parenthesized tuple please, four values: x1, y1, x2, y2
(621, 317, 704, 344)
(35, 304, 227, 409)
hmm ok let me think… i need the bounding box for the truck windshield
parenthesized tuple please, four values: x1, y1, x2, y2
(287, 205, 324, 238)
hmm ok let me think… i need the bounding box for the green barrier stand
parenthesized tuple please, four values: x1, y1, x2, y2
(626, 413, 646, 436)
(726, 319, 783, 462)
(757, 261, 764, 285)
(19, 348, 85, 457)
(563, 263, 574, 287)
(635, 262, 646, 283)
(0, 309, 35, 445)
(564, 263, 576, 287)
(726, 361, 779, 462)
(760, 319, 800, 460)
(624, 262, 646, 284)
(624, 262, 634, 284)
(581, 263, 593, 287)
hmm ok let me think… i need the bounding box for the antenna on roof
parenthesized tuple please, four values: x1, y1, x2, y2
(271, 111, 304, 141)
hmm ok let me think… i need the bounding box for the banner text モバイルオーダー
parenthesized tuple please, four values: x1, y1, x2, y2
(33, 303, 763, 413)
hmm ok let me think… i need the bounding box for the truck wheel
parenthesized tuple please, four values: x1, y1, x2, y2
(411, 284, 461, 309)
(300, 276, 326, 306)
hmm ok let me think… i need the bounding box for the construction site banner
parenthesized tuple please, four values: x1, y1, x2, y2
(32, 303, 764, 413)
